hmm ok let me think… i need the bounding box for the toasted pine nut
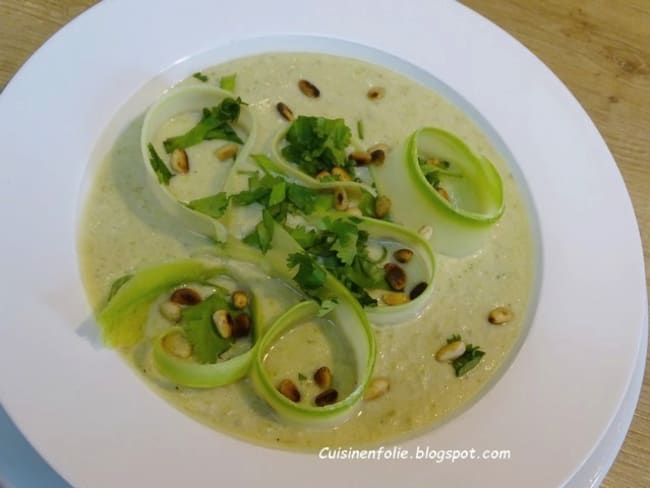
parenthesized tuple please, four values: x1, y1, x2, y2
(437, 187, 450, 202)
(331, 167, 351, 181)
(298, 79, 320, 98)
(368, 144, 389, 165)
(316, 170, 331, 181)
(212, 310, 233, 338)
(393, 248, 413, 263)
(409, 281, 428, 300)
(364, 377, 390, 400)
(382, 291, 409, 306)
(334, 187, 349, 211)
(215, 143, 238, 161)
(232, 313, 252, 338)
(349, 151, 371, 166)
(384, 263, 407, 291)
(313, 366, 332, 389)
(162, 332, 192, 359)
(418, 225, 433, 240)
(314, 388, 338, 406)
(170, 287, 202, 306)
(488, 306, 513, 325)
(231, 290, 249, 309)
(367, 86, 385, 100)
(375, 195, 391, 218)
(170, 148, 189, 174)
(278, 379, 301, 402)
(276, 102, 294, 121)
(435, 340, 466, 362)
(159, 301, 182, 322)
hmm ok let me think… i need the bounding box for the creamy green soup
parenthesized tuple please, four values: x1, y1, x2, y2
(79, 53, 535, 450)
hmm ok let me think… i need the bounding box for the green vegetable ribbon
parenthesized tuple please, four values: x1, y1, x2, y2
(371, 127, 504, 256)
(249, 284, 375, 427)
(140, 85, 258, 242)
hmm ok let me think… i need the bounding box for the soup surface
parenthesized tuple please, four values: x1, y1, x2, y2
(79, 52, 535, 450)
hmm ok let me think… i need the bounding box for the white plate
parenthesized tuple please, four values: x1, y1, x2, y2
(0, 1, 646, 487)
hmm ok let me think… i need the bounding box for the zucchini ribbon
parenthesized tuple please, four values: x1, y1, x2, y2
(100, 258, 265, 388)
(140, 85, 257, 241)
(250, 286, 375, 427)
(248, 224, 375, 426)
(98, 260, 221, 347)
(372, 127, 504, 256)
(354, 216, 435, 325)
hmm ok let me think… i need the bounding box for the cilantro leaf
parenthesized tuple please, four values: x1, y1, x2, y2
(187, 192, 229, 219)
(358, 190, 376, 217)
(317, 298, 339, 317)
(182, 293, 232, 363)
(323, 218, 358, 265)
(242, 230, 260, 249)
(281, 116, 352, 176)
(229, 174, 321, 222)
(418, 157, 459, 189)
(268, 181, 287, 207)
(286, 184, 318, 214)
(288, 226, 318, 248)
(243, 208, 275, 254)
(147, 143, 173, 185)
(219, 73, 237, 92)
(452, 344, 485, 377)
(259, 209, 275, 253)
(289, 217, 385, 306)
(447, 334, 462, 344)
(230, 174, 277, 206)
(193, 72, 208, 82)
(163, 98, 244, 153)
(287, 252, 327, 290)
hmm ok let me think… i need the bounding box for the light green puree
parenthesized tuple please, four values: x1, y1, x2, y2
(79, 53, 535, 450)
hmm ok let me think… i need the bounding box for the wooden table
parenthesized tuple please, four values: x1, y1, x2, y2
(1, 1, 648, 486)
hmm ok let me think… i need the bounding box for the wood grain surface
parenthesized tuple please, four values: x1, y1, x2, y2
(1, 1, 648, 486)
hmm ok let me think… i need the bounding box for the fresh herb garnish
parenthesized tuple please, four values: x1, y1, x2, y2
(298, 372, 307, 381)
(286, 217, 386, 306)
(287, 252, 327, 291)
(219, 73, 237, 92)
(107, 274, 133, 302)
(323, 217, 359, 266)
(357, 119, 365, 140)
(317, 298, 339, 317)
(186, 192, 230, 219)
(281, 116, 354, 176)
(231, 173, 325, 223)
(452, 342, 485, 377)
(446, 334, 462, 344)
(418, 157, 459, 189)
(147, 143, 173, 185)
(182, 293, 233, 363)
(243, 209, 275, 254)
(268, 180, 287, 207)
(163, 97, 244, 153)
(192, 72, 209, 82)
(358, 189, 376, 217)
